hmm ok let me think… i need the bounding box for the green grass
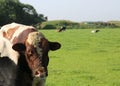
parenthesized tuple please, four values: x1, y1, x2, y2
(40, 29, 120, 86)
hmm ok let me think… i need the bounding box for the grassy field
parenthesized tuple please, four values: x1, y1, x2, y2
(40, 29, 120, 86)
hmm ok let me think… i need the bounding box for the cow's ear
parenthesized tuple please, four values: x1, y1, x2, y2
(49, 42, 61, 51)
(12, 43, 26, 51)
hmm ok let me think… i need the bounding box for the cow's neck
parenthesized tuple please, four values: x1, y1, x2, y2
(15, 53, 33, 86)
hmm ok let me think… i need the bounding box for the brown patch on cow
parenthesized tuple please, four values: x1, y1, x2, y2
(12, 29, 37, 45)
(3, 26, 19, 40)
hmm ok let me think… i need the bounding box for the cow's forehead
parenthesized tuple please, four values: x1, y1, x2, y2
(26, 32, 45, 57)
(27, 32, 45, 46)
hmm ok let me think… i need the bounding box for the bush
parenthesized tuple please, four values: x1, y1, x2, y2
(42, 24, 56, 29)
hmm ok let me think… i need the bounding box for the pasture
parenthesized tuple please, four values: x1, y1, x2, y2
(40, 29, 120, 86)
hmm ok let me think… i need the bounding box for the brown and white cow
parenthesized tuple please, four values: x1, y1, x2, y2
(0, 23, 61, 86)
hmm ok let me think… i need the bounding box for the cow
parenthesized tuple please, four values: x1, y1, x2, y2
(57, 26, 66, 32)
(0, 23, 61, 86)
(91, 30, 100, 33)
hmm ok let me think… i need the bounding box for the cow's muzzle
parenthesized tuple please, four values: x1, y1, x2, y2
(33, 67, 46, 78)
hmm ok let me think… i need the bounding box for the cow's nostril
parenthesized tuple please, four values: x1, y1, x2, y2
(34, 67, 45, 77)
(35, 70, 40, 75)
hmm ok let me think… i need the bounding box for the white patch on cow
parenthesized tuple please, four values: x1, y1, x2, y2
(1, 23, 20, 31)
(1, 22, 34, 31)
(27, 32, 45, 57)
(0, 32, 19, 64)
(0, 30, 4, 37)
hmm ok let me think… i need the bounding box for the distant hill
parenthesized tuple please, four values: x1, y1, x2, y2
(108, 21, 120, 27)
(38, 20, 120, 29)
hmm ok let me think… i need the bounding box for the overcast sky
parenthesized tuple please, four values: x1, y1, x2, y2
(19, 0, 120, 22)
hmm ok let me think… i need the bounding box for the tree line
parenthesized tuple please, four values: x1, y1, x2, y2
(41, 20, 120, 29)
(0, 0, 47, 26)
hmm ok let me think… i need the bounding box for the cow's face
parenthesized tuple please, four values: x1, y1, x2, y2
(12, 32, 61, 78)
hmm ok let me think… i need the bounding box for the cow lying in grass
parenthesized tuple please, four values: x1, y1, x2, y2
(57, 26, 66, 32)
(91, 30, 100, 33)
(0, 23, 61, 86)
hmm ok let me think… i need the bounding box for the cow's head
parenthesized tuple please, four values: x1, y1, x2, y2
(12, 32, 61, 78)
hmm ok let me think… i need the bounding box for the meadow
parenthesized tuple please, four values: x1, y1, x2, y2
(40, 28, 120, 86)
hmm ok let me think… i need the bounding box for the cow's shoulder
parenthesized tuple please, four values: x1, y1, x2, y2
(1, 23, 37, 44)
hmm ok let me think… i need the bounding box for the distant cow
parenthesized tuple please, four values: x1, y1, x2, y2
(0, 23, 61, 86)
(91, 30, 100, 33)
(58, 26, 66, 32)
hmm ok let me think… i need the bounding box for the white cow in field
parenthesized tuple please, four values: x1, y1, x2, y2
(91, 30, 100, 33)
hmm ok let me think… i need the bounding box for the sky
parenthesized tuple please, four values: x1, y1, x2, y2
(19, 0, 120, 22)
